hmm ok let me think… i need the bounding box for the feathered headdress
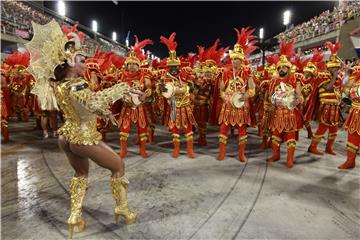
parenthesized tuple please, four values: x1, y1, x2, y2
(198, 39, 229, 72)
(126, 35, 153, 66)
(62, 23, 85, 45)
(276, 40, 295, 69)
(4, 51, 30, 72)
(303, 49, 326, 75)
(160, 32, 181, 66)
(265, 54, 279, 76)
(292, 54, 310, 73)
(230, 26, 257, 60)
(325, 41, 342, 68)
(84, 47, 102, 80)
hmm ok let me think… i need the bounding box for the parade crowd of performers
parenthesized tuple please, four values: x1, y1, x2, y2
(1, 24, 360, 170)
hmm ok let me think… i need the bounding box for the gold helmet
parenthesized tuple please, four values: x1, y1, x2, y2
(325, 41, 342, 69)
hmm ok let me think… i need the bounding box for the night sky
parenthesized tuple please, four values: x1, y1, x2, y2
(44, 1, 336, 58)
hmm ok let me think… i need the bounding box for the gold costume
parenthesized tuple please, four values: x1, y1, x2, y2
(55, 77, 129, 145)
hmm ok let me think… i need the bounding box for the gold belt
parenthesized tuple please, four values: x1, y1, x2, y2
(351, 102, 360, 110)
(320, 99, 340, 105)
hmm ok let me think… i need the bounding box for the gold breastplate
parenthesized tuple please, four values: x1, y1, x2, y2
(226, 76, 245, 93)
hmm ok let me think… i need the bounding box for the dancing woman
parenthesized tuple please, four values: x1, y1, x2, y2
(26, 20, 138, 239)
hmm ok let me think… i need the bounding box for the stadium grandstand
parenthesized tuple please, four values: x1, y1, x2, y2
(1, 1, 128, 60)
(248, 0, 360, 68)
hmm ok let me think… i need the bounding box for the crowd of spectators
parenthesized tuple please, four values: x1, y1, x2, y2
(1, 1, 125, 54)
(278, 1, 360, 42)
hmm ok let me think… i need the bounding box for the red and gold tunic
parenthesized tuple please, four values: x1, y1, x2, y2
(117, 69, 153, 130)
(257, 72, 273, 134)
(344, 66, 360, 135)
(218, 66, 252, 127)
(161, 68, 197, 129)
(1, 89, 8, 121)
(301, 74, 319, 123)
(1, 77, 12, 118)
(316, 71, 342, 127)
(268, 74, 303, 132)
(193, 75, 214, 125)
(9, 71, 32, 117)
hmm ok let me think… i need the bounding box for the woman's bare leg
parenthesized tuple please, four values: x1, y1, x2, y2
(49, 111, 58, 135)
(41, 113, 49, 138)
(69, 142, 124, 177)
(58, 136, 89, 176)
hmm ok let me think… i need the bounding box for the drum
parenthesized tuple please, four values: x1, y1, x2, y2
(271, 90, 297, 110)
(231, 92, 245, 108)
(162, 83, 175, 98)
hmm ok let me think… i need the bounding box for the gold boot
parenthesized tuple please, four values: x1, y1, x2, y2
(110, 176, 138, 224)
(68, 176, 88, 239)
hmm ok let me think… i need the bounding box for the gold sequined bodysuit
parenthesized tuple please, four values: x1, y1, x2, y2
(55, 77, 129, 145)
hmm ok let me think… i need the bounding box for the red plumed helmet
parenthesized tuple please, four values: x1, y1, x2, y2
(160, 32, 181, 66)
(325, 41, 342, 68)
(276, 40, 295, 69)
(126, 35, 153, 66)
(230, 26, 257, 60)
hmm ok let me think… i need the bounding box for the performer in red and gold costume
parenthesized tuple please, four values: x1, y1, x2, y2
(217, 27, 256, 162)
(307, 42, 342, 156)
(256, 55, 278, 149)
(296, 50, 326, 140)
(158, 32, 197, 158)
(138, 50, 158, 145)
(118, 36, 153, 159)
(1, 65, 12, 143)
(266, 40, 304, 168)
(5, 51, 32, 122)
(338, 64, 360, 169)
(84, 49, 113, 141)
(194, 39, 227, 146)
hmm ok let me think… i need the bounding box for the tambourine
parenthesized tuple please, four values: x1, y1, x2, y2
(271, 90, 297, 110)
(231, 92, 245, 108)
(161, 83, 175, 98)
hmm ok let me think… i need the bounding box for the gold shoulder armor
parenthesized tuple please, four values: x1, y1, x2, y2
(69, 78, 129, 117)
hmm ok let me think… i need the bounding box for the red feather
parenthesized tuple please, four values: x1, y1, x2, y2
(160, 32, 178, 51)
(133, 35, 153, 52)
(61, 23, 85, 43)
(197, 45, 205, 63)
(5, 51, 30, 67)
(151, 59, 160, 69)
(292, 54, 310, 72)
(266, 54, 279, 65)
(279, 40, 295, 59)
(234, 27, 257, 56)
(110, 54, 126, 69)
(311, 49, 324, 63)
(325, 41, 341, 55)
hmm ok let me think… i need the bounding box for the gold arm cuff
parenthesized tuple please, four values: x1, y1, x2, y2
(246, 88, 256, 98)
